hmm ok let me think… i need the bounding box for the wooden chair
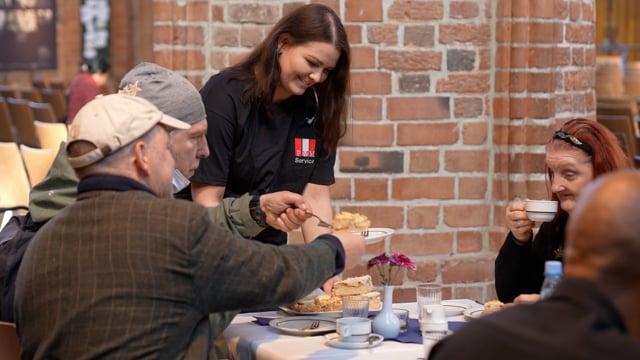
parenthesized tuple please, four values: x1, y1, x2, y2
(29, 101, 57, 123)
(0, 97, 14, 142)
(0, 85, 18, 99)
(0, 322, 20, 360)
(596, 114, 640, 168)
(49, 80, 67, 92)
(20, 144, 56, 186)
(596, 95, 639, 112)
(19, 88, 42, 103)
(596, 102, 640, 137)
(39, 88, 67, 122)
(33, 120, 67, 151)
(31, 78, 47, 89)
(0, 142, 31, 209)
(596, 56, 624, 97)
(6, 98, 39, 148)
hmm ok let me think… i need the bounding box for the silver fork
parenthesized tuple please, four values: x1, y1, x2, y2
(361, 229, 369, 237)
(302, 320, 320, 330)
(305, 212, 333, 229)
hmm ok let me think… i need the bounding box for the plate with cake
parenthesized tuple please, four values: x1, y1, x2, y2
(333, 212, 393, 243)
(282, 275, 382, 317)
(464, 300, 504, 320)
(352, 228, 394, 243)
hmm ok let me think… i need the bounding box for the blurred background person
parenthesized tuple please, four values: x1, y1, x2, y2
(66, 56, 111, 124)
(495, 118, 630, 303)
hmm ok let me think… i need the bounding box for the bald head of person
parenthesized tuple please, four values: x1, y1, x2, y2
(564, 170, 640, 338)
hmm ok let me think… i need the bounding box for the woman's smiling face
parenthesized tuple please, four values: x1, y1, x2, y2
(545, 145, 594, 214)
(274, 40, 339, 101)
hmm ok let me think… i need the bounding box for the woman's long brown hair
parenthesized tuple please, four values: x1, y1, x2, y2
(227, 3, 350, 154)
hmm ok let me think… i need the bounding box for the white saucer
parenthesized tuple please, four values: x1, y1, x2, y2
(325, 332, 384, 349)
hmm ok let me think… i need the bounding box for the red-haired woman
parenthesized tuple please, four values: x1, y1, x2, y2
(495, 118, 631, 303)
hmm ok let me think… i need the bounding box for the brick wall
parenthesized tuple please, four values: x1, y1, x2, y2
(0, 0, 596, 303)
(157, 0, 596, 303)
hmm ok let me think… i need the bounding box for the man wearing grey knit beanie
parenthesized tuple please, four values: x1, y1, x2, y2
(118, 62, 209, 196)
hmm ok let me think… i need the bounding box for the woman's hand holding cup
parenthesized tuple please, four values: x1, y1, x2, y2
(505, 199, 535, 243)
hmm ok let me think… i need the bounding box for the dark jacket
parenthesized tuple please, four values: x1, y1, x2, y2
(15, 175, 344, 359)
(494, 216, 567, 303)
(429, 278, 640, 360)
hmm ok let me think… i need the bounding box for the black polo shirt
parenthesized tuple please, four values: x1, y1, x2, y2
(193, 70, 336, 245)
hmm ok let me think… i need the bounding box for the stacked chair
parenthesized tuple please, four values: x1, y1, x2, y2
(29, 101, 57, 123)
(19, 87, 42, 103)
(0, 82, 69, 224)
(19, 144, 56, 186)
(624, 61, 640, 97)
(0, 97, 14, 142)
(595, 96, 640, 168)
(596, 55, 625, 97)
(0, 142, 31, 210)
(0, 85, 18, 99)
(33, 120, 68, 151)
(6, 98, 40, 148)
(39, 88, 67, 122)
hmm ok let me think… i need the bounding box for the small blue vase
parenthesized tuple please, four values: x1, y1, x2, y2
(372, 285, 401, 339)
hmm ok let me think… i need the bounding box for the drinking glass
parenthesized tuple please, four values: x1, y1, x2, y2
(416, 283, 442, 320)
(342, 295, 370, 318)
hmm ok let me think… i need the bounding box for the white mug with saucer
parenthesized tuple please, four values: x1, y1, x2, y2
(336, 317, 371, 343)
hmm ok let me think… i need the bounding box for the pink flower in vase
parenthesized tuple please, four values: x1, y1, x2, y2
(367, 252, 416, 286)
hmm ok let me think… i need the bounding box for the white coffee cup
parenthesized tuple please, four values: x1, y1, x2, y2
(525, 200, 558, 222)
(336, 317, 371, 342)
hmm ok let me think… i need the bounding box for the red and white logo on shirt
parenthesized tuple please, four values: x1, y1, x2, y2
(295, 138, 316, 157)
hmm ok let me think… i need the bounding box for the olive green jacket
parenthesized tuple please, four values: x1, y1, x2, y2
(29, 142, 264, 238)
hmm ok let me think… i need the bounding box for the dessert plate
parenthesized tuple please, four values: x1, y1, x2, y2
(325, 332, 384, 349)
(441, 300, 473, 317)
(463, 307, 485, 321)
(269, 316, 336, 336)
(351, 228, 394, 243)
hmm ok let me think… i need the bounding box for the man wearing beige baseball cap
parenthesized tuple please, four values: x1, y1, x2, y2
(14, 93, 366, 359)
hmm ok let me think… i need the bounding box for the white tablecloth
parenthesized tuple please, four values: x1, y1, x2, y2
(223, 300, 477, 360)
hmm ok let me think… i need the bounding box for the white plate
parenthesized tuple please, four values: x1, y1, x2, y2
(325, 332, 384, 349)
(441, 300, 473, 317)
(269, 316, 336, 336)
(463, 307, 485, 321)
(279, 304, 382, 318)
(351, 228, 395, 243)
